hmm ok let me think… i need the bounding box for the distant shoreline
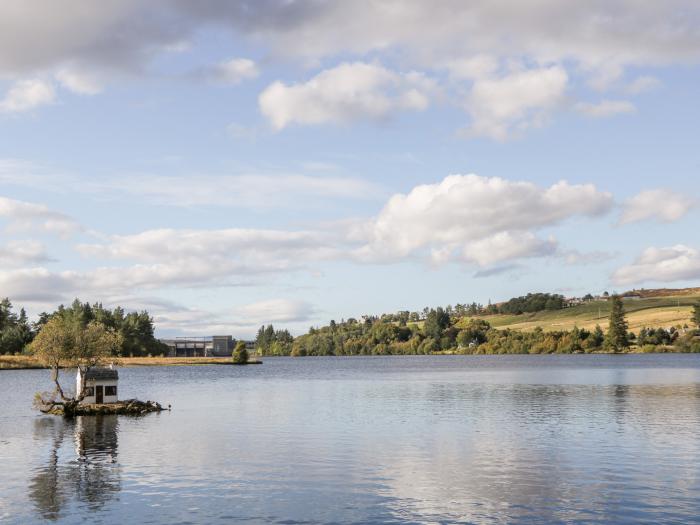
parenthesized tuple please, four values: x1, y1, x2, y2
(0, 355, 262, 370)
(0, 351, 692, 370)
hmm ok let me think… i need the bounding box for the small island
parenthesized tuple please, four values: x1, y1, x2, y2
(31, 316, 167, 417)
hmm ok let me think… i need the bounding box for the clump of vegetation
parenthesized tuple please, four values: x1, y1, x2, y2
(0, 297, 167, 357)
(605, 295, 629, 353)
(255, 324, 293, 355)
(693, 301, 700, 330)
(31, 316, 122, 416)
(232, 341, 249, 364)
(498, 293, 566, 315)
(0, 298, 34, 354)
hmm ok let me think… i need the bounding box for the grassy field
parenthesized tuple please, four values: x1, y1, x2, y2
(0, 355, 261, 370)
(455, 295, 699, 333)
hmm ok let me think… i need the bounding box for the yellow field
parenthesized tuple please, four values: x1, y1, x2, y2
(480, 306, 693, 333)
(458, 295, 699, 333)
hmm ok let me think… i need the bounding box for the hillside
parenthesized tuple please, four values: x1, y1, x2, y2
(456, 293, 700, 333)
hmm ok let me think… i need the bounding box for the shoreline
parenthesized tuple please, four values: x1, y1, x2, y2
(0, 350, 689, 370)
(0, 355, 263, 370)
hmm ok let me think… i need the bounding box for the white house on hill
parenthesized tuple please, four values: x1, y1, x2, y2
(76, 366, 119, 404)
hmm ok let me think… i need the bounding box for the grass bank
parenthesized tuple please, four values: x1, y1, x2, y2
(0, 355, 262, 370)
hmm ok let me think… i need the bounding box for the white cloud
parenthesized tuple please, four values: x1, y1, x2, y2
(458, 232, 558, 267)
(147, 298, 316, 337)
(234, 298, 315, 325)
(612, 245, 700, 285)
(2, 2, 700, 76)
(465, 66, 568, 140)
(94, 173, 381, 207)
(0, 196, 81, 235)
(0, 160, 382, 208)
(574, 99, 636, 118)
(0, 240, 51, 266)
(0, 79, 54, 112)
(441, 55, 499, 80)
(619, 189, 696, 224)
(212, 58, 259, 84)
(75, 227, 341, 291)
(259, 62, 434, 130)
(354, 174, 613, 266)
(55, 68, 102, 95)
(0, 267, 80, 303)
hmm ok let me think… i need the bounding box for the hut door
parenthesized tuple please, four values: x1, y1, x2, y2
(95, 385, 104, 403)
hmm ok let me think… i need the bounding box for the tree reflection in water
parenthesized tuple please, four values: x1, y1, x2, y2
(29, 415, 120, 520)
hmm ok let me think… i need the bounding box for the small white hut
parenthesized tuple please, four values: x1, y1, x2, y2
(76, 366, 119, 404)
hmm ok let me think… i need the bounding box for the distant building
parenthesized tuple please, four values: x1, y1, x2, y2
(212, 335, 234, 356)
(160, 336, 255, 357)
(161, 337, 212, 357)
(77, 366, 118, 404)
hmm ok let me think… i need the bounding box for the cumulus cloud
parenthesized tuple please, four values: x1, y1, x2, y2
(0, 196, 81, 235)
(259, 62, 434, 130)
(2, 2, 700, 76)
(574, 99, 636, 118)
(1, 2, 698, 131)
(0, 79, 55, 112)
(76, 227, 341, 291)
(0, 240, 52, 266)
(612, 245, 700, 285)
(0, 1, 698, 135)
(464, 66, 568, 140)
(619, 189, 696, 224)
(354, 174, 613, 266)
(0, 267, 80, 303)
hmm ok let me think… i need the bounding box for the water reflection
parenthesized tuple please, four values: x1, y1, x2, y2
(2, 357, 700, 524)
(29, 416, 120, 520)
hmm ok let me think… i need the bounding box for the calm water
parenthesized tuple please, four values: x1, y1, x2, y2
(2, 355, 700, 524)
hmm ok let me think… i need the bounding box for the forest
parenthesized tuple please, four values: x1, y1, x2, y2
(0, 298, 167, 356)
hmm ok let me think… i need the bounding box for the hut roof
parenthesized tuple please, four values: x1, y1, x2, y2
(84, 367, 118, 380)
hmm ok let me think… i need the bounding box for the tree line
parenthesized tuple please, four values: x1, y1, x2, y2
(284, 295, 700, 356)
(0, 298, 167, 357)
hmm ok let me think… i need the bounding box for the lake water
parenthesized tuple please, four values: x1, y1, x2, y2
(2, 355, 700, 524)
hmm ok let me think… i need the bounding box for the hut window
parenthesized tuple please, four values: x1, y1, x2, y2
(105, 386, 117, 396)
(84, 387, 95, 397)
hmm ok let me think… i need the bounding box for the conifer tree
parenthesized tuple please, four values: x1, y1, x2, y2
(606, 295, 629, 352)
(692, 301, 700, 330)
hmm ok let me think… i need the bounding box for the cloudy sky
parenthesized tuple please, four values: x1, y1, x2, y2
(1, 1, 699, 337)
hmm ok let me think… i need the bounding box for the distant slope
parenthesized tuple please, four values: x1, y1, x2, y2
(456, 293, 699, 333)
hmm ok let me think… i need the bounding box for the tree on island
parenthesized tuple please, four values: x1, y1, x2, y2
(232, 340, 249, 364)
(605, 295, 629, 352)
(30, 316, 122, 415)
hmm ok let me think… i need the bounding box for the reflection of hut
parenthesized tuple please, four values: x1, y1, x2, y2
(76, 367, 119, 404)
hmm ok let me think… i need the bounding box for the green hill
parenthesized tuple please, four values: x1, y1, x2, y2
(455, 294, 699, 333)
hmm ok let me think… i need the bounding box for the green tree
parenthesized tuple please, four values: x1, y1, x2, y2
(605, 295, 629, 352)
(232, 341, 249, 364)
(30, 317, 122, 414)
(692, 301, 700, 329)
(423, 307, 450, 340)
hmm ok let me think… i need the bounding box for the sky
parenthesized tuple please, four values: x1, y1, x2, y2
(0, 1, 699, 338)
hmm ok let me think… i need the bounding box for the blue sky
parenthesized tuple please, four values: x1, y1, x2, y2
(0, 2, 699, 337)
